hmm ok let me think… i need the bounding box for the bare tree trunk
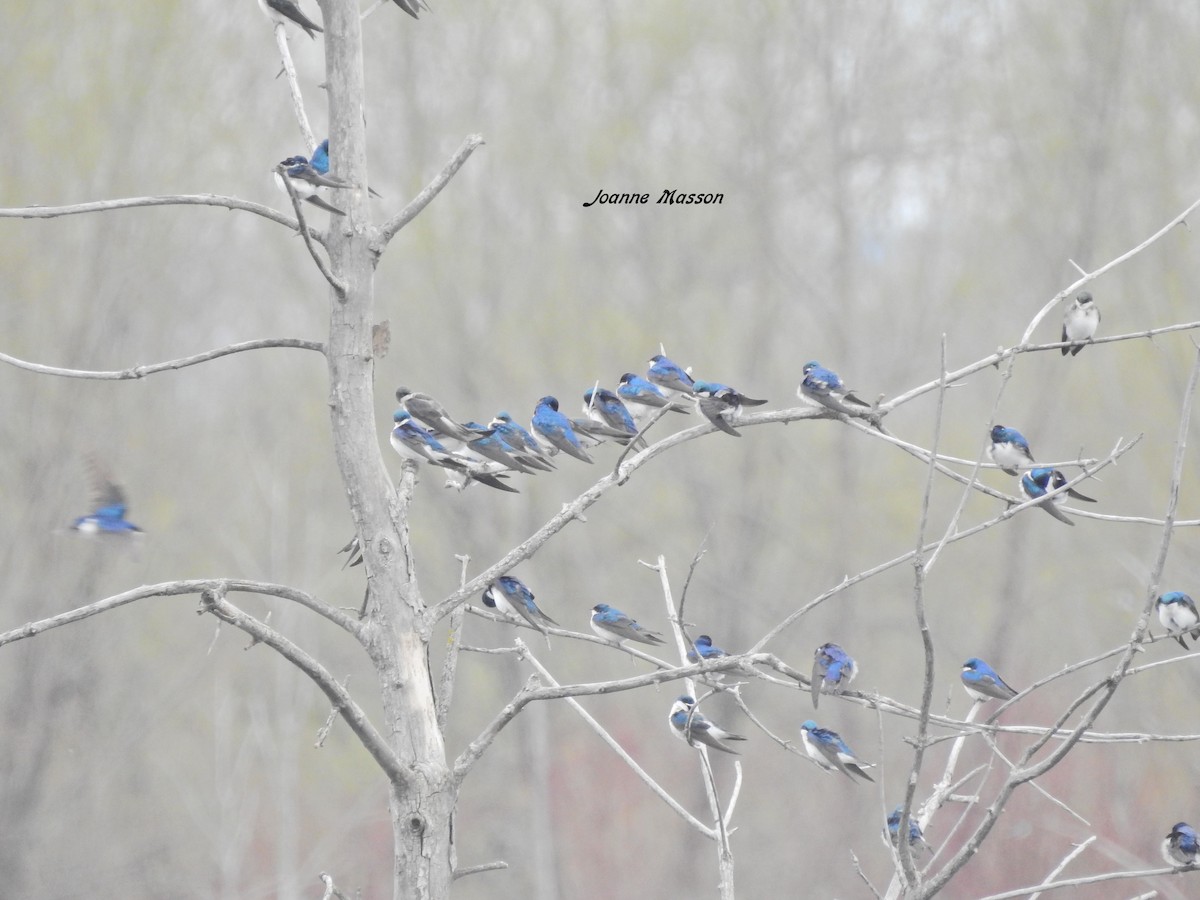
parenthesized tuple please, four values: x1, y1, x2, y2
(319, 3, 456, 896)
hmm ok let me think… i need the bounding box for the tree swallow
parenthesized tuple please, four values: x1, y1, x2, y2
(1157, 592, 1200, 649)
(686, 634, 728, 664)
(617, 373, 690, 423)
(798, 361, 871, 414)
(532, 397, 594, 463)
(460, 422, 537, 474)
(390, 412, 516, 492)
(71, 470, 143, 535)
(668, 695, 747, 754)
(691, 380, 767, 437)
(799, 719, 874, 782)
(886, 806, 932, 855)
(1163, 822, 1200, 867)
(961, 657, 1018, 702)
(1061, 291, 1100, 357)
(490, 412, 557, 469)
(392, 0, 427, 19)
(646, 353, 696, 396)
(482, 575, 557, 636)
(258, 0, 322, 38)
(583, 388, 646, 448)
(311, 139, 380, 198)
(590, 603, 665, 645)
(274, 155, 347, 215)
(1019, 467, 1096, 525)
(811, 643, 857, 709)
(988, 425, 1036, 475)
(395, 387, 482, 444)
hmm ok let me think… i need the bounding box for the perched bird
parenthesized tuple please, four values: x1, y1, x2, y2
(961, 658, 1018, 703)
(799, 719, 874, 782)
(617, 373, 690, 422)
(532, 397, 594, 464)
(691, 380, 767, 437)
(668, 695, 747, 754)
(482, 576, 557, 636)
(311, 139, 380, 198)
(391, 0, 427, 19)
(1061, 291, 1100, 357)
(569, 416, 640, 448)
(390, 412, 516, 492)
(460, 422, 536, 474)
(798, 361, 870, 414)
(490, 413, 556, 469)
(590, 603, 665, 646)
(258, 0, 322, 38)
(71, 465, 143, 535)
(390, 410, 456, 466)
(274, 155, 347, 215)
(886, 806, 933, 855)
(646, 353, 696, 396)
(583, 388, 645, 448)
(687, 634, 728, 664)
(395, 388, 481, 444)
(811, 643, 857, 709)
(1019, 467, 1096, 526)
(988, 425, 1036, 475)
(1156, 592, 1200, 650)
(1163, 822, 1200, 867)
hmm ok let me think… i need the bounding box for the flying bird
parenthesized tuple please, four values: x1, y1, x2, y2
(668, 696, 747, 754)
(71, 460, 143, 535)
(1061, 291, 1100, 356)
(811, 643, 857, 709)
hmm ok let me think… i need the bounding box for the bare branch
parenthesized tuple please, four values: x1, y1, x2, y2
(976, 864, 1192, 900)
(270, 22, 315, 149)
(273, 162, 347, 294)
(0, 194, 304, 231)
(1018, 191, 1200, 346)
(0, 578, 366, 649)
(198, 590, 407, 786)
(0, 338, 324, 381)
(375, 134, 486, 248)
(452, 861, 510, 880)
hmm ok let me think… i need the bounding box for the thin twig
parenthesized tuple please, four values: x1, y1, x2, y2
(376, 135, 486, 248)
(0, 338, 324, 380)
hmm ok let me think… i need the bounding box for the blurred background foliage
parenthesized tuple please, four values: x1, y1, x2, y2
(1, 1, 1199, 897)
